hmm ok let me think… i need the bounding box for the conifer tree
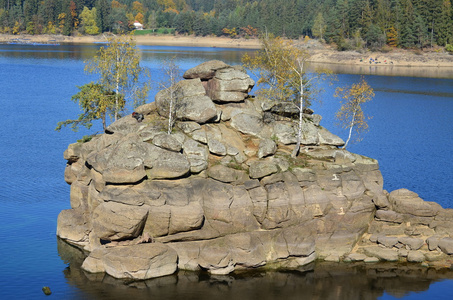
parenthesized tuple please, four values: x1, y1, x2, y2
(312, 12, 326, 40)
(80, 6, 99, 34)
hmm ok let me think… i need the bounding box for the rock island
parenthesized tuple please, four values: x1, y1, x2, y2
(57, 60, 453, 280)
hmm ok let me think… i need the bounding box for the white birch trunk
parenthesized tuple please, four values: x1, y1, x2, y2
(342, 111, 356, 149)
(114, 50, 120, 121)
(291, 74, 304, 158)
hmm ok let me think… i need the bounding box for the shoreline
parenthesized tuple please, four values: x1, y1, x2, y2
(0, 33, 262, 49)
(307, 49, 453, 68)
(1, 33, 452, 69)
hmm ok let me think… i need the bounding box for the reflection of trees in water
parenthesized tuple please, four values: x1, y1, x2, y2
(0, 44, 100, 61)
(57, 238, 453, 300)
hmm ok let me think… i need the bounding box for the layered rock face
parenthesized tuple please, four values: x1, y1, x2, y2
(57, 60, 453, 280)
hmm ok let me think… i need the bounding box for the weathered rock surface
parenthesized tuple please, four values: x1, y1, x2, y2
(81, 242, 178, 280)
(57, 60, 453, 280)
(156, 78, 217, 124)
(206, 67, 255, 102)
(183, 60, 230, 80)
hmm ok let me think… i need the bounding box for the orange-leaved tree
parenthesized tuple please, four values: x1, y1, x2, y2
(334, 77, 374, 149)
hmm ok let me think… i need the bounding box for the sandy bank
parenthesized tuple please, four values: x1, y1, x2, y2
(307, 49, 453, 68)
(1, 34, 452, 68)
(0, 33, 261, 49)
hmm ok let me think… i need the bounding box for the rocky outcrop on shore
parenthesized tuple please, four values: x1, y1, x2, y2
(57, 60, 453, 280)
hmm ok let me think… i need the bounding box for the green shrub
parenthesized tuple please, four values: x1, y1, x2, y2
(156, 28, 175, 35)
(446, 44, 453, 54)
(133, 28, 175, 35)
(77, 135, 93, 143)
(380, 45, 393, 53)
(133, 29, 155, 35)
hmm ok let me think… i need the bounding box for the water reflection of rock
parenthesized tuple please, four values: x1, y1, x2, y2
(58, 238, 453, 300)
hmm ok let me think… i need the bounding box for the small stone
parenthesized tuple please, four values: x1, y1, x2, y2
(363, 246, 398, 261)
(152, 133, 182, 152)
(324, 254, 340, 262)
(364, 257, 379, 263)
(345, 253, 367, 262)
(257, 139, 277, 158)
(375, 209, 404, 223)
(249, 161, 278, 179)
(426, 236, 440, 251)
(227, 146, 239, 156)
(425, 251, 446, 262)
(398, 237, 424, 250)
(398, 249, 408, 257)
(369, 234, 381, 243)
(42, 286, 51, 295)
(407, 250, 425, 263)
(178, 121, 202, 133)
(207, 138, 227, 156)
(438, 238, 453, 254)
(377, 236, 399, 248)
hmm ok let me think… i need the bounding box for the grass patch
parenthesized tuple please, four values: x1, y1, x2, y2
(133, 28, 176, 35)
(276, 151, 309, 170)
(77, 135, 93, 143)
(227, 161, 247, 172)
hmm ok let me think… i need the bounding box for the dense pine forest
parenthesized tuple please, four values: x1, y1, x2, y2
(0, 0, 452, 49)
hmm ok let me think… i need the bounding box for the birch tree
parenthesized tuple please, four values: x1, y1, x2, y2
(85, 34, 151, 121)
(242, 33, 330, 157)
(158, 57, 182, 134)
(55, 82, 122, 131)
(334, 77, 374, 149)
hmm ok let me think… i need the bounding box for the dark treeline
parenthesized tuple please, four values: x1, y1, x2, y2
(0, 0, 452, 49)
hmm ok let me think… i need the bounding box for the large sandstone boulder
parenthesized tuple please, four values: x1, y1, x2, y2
(206, 67, 255, 102)
(230, 113, 264, 136)
(81, 243, 178, 280)
(143, 144, 190, 179)
(183, 60, 230, 80)
(92, 202, 149, 241)
(155, 78, 217, 124)
(86, 136, 148, 184)
(56, 208, 90, 247)
(389, 189, 442, 217)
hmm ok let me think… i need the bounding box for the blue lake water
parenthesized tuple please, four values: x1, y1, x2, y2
(0, 43, 452, 299)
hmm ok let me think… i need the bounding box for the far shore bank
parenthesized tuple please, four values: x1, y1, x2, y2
(1, 33, 452, 69)
(0, 33, 262, 49)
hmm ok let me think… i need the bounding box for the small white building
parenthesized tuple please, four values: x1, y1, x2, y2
(133, 21, 143, 30)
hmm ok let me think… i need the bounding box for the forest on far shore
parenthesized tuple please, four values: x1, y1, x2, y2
(1, 0, 452, 50)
